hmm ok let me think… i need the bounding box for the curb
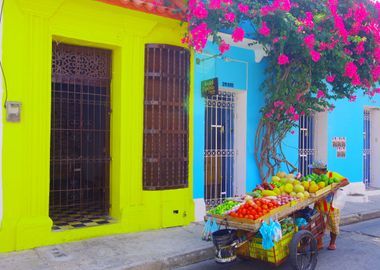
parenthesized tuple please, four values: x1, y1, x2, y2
(340, 210, 380, 226)
(125, 211, 380, 270)
(124, 247, 215, 270)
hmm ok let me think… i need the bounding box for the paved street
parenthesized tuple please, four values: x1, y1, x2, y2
(177, 218, 380, 270)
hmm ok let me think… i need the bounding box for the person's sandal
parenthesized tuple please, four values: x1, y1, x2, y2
(327, 244, 336, 250)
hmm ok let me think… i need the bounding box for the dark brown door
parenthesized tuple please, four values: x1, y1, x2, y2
(50, 43, 111, 220)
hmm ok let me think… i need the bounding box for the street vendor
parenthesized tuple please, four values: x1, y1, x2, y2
(308, 160, 349, 251)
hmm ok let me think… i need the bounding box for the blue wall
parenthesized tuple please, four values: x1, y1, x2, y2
(282, 93, 380, 183)
(193, 43, 266, 199)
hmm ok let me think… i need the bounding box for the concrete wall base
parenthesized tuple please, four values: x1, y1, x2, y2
(194, 199, 206, 222)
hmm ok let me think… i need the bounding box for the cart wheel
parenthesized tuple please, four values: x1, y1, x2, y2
(289, 230, 318, 270)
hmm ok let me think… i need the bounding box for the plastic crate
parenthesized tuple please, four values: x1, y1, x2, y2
(248, 230, 294, 264)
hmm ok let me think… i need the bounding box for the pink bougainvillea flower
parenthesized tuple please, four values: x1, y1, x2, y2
(301, 11, 314, 30)
(278, 54, 290, 65)
(374, 47, 380, 62)
(224, 12, 235, 23)
(192, 2, 208, 19)
(292, 113, 300, 121)
(190, 22, 212, 52)
(352, 75, 362, 86)
(354, 3, 369, 24)
(258, 21, 271, 37)
(218, 40, 230, 54)
(317, 90, 325, 99)
(282, 36, 287, 40)
(334, 15, 349, 43)
(304, 34, 315, 49)
(372, 65, 380, 81)
(273, 37, 280, 44)
(319, 42, 329, 51)
(358, 58, 366, 65)
(297, 26, 304, 33)
(344, 48, 353, 56)
(349, 95, 357, 102)
(297, 93, 304, 102)
(355, 41, 365, 55)
(208, 0, 221, 10)
(281, 0, 291, 12)
(232, 27, 245, 42)
(374, 88, 380, 94)
(326, 74, 336, 83)
(265, 109, 275, 118)
(310, 50, 321, 62)
(274, 100, 285, 108)
(222, 0, 232, 5)
(260, 6, 271, 16)
(238, 3, 249, 14)
(343, 62, 358, 78)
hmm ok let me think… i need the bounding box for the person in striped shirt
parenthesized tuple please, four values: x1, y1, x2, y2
(309, 160, 349, 251)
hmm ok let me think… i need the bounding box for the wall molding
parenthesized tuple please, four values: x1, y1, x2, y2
(215, 32, 268, 63)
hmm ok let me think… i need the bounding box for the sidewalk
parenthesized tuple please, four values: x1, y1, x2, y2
(1, 194, 380, 270)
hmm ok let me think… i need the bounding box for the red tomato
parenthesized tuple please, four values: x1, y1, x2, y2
(242, 209, 247, 215)
(263, 210, 268, 214)
(248, 215, 254, 219)
(254, 215, 259, 220)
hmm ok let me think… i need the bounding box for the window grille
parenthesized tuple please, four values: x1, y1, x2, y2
(143, 44, 190, 190)
(298, 115, 315, 176)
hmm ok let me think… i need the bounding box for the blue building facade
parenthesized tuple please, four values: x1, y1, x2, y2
(193, 38, 380, 220)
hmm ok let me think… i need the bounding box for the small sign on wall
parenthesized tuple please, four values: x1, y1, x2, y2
(332, 137, 346, 158)
(201, 78, 219, 97)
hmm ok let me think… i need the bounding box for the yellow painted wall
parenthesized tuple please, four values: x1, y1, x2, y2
(0, 0, 194, 252)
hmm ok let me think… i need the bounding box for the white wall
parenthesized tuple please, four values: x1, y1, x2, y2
(370, 109, 380, 188)
(314, 111, 328, 163)
(0, 0, 3, 226)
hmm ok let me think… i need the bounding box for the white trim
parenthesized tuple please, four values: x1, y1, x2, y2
(0, 0, 3, 226)
(194, 198, 206, 222)
(313, 111, 328, 163)
(370, 109, 380, 188)
(211, 33, 268, 63)
(233, 90, 247, 196)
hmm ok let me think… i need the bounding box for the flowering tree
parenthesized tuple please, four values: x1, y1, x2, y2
(182, 0, 380, 181)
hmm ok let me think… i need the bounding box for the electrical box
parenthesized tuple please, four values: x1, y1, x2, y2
(6, 101, 22, 122)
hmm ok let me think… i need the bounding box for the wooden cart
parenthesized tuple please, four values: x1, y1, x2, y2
(206, 182, 346, 270)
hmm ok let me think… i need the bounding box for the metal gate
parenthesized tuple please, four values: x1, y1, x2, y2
(50, 43, 111, 221)
(363, 109, 371, 187)
(204, 91, 235, 208)
(298, 115, 315, 176)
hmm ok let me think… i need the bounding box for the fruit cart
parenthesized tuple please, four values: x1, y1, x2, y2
(205, 181, 346, 270)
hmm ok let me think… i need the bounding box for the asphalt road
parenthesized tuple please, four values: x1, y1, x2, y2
(177, 218, 380, 270)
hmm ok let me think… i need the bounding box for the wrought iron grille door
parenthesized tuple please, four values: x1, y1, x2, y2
(50, 43, 111, 220)
(298, 115, 315, 176)
(204, 91, 235, 208)
(363, 109, 371, 187)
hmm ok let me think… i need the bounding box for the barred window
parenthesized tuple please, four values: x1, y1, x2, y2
(143, 44, 190, 190)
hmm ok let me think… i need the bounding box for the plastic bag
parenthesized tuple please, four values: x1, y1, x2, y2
(295, 217, 308, 229)
(202, 218, 220, 241)
(259, 218, 282, 250)
(259, 221, 274, 250)
(272, 220, 283, 242)
(332, 187, 347, 209)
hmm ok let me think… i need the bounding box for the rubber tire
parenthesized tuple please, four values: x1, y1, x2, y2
(289, 230, 318, 270)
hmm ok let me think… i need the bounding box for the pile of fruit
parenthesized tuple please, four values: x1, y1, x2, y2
(300, 173, 340, 193)
(207, 200, 240, 215)
(280, 217, 295, 235)
(228, 197, 280, 220)
(269, 172, 310, 199)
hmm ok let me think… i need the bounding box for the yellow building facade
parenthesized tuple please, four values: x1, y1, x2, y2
(0, 0, 193, 252)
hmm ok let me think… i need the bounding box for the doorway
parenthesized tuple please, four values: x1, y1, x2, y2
(50, 43, 112, 230)
(204, 89, 246, 209)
